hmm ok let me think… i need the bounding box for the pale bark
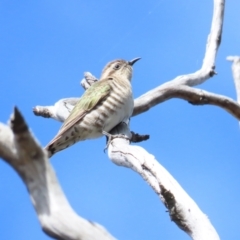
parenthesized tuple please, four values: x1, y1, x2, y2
(227, 56, 240, 103)
(0, 108, 116, 240)
(108, 123, 219, 240)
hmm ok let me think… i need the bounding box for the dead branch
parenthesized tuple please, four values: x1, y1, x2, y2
(107, 123, 220, 240)
(227, 56, 240, 103)
(0, 108, 116, 240)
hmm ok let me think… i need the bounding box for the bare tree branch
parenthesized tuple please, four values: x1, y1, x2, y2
(80, 72, 98, 90)
(33, 98, 79, 122)
(0, 108, 116, 240)
(227, 56, 240, 103)
(133, 0, 225, 116)
(107, 123, 220, 240)
(133, 85, 240, 120)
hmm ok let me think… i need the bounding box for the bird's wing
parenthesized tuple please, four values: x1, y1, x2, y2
(46, 78, 111, 146)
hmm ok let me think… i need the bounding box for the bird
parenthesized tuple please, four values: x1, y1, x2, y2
(45, 57, 141, 158)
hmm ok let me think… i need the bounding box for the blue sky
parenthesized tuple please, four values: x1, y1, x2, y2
(1, 1, 240, 239)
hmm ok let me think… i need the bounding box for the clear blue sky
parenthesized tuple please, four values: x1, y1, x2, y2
(1, 1, 240, 239)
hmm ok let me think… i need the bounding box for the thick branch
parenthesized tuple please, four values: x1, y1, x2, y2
(107, 123, 220, 240)
(0, 108, 116, 240)
(33, 98, 79, 122)
(133, 85, 240, 120)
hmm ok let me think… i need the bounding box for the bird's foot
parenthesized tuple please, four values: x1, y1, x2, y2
(130, 131, 150, 143)
(102, 130, 130, 152)
(102, 130, 112, 152)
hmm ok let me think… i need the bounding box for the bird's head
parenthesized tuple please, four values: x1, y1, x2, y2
(100, 58, 141, 81)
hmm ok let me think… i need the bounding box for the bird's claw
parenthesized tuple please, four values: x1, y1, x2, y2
(102, 130, 112, 152)
(102, 130, 130, 153)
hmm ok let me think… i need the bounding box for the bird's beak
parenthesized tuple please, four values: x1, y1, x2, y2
(128, 57, 141, 66)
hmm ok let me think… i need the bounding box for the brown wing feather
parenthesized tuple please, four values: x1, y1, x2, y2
(45, 78, 111, 149)
(45, 111, 87, 148)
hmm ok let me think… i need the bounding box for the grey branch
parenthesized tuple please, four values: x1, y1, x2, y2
(134, 85, 240, 120)
(226, 56, 240, 104)
(107, 123, 220, 240)
(33, 98, 79, 122)
(80, 72, 98, 90)
(0, 107, 116, 240)
(33, 72, 98, 122)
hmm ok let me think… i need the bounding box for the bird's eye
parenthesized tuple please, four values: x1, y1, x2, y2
(114, 64, 121, 70)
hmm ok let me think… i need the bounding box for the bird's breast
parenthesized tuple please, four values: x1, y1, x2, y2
(78, 78, 133, 138)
